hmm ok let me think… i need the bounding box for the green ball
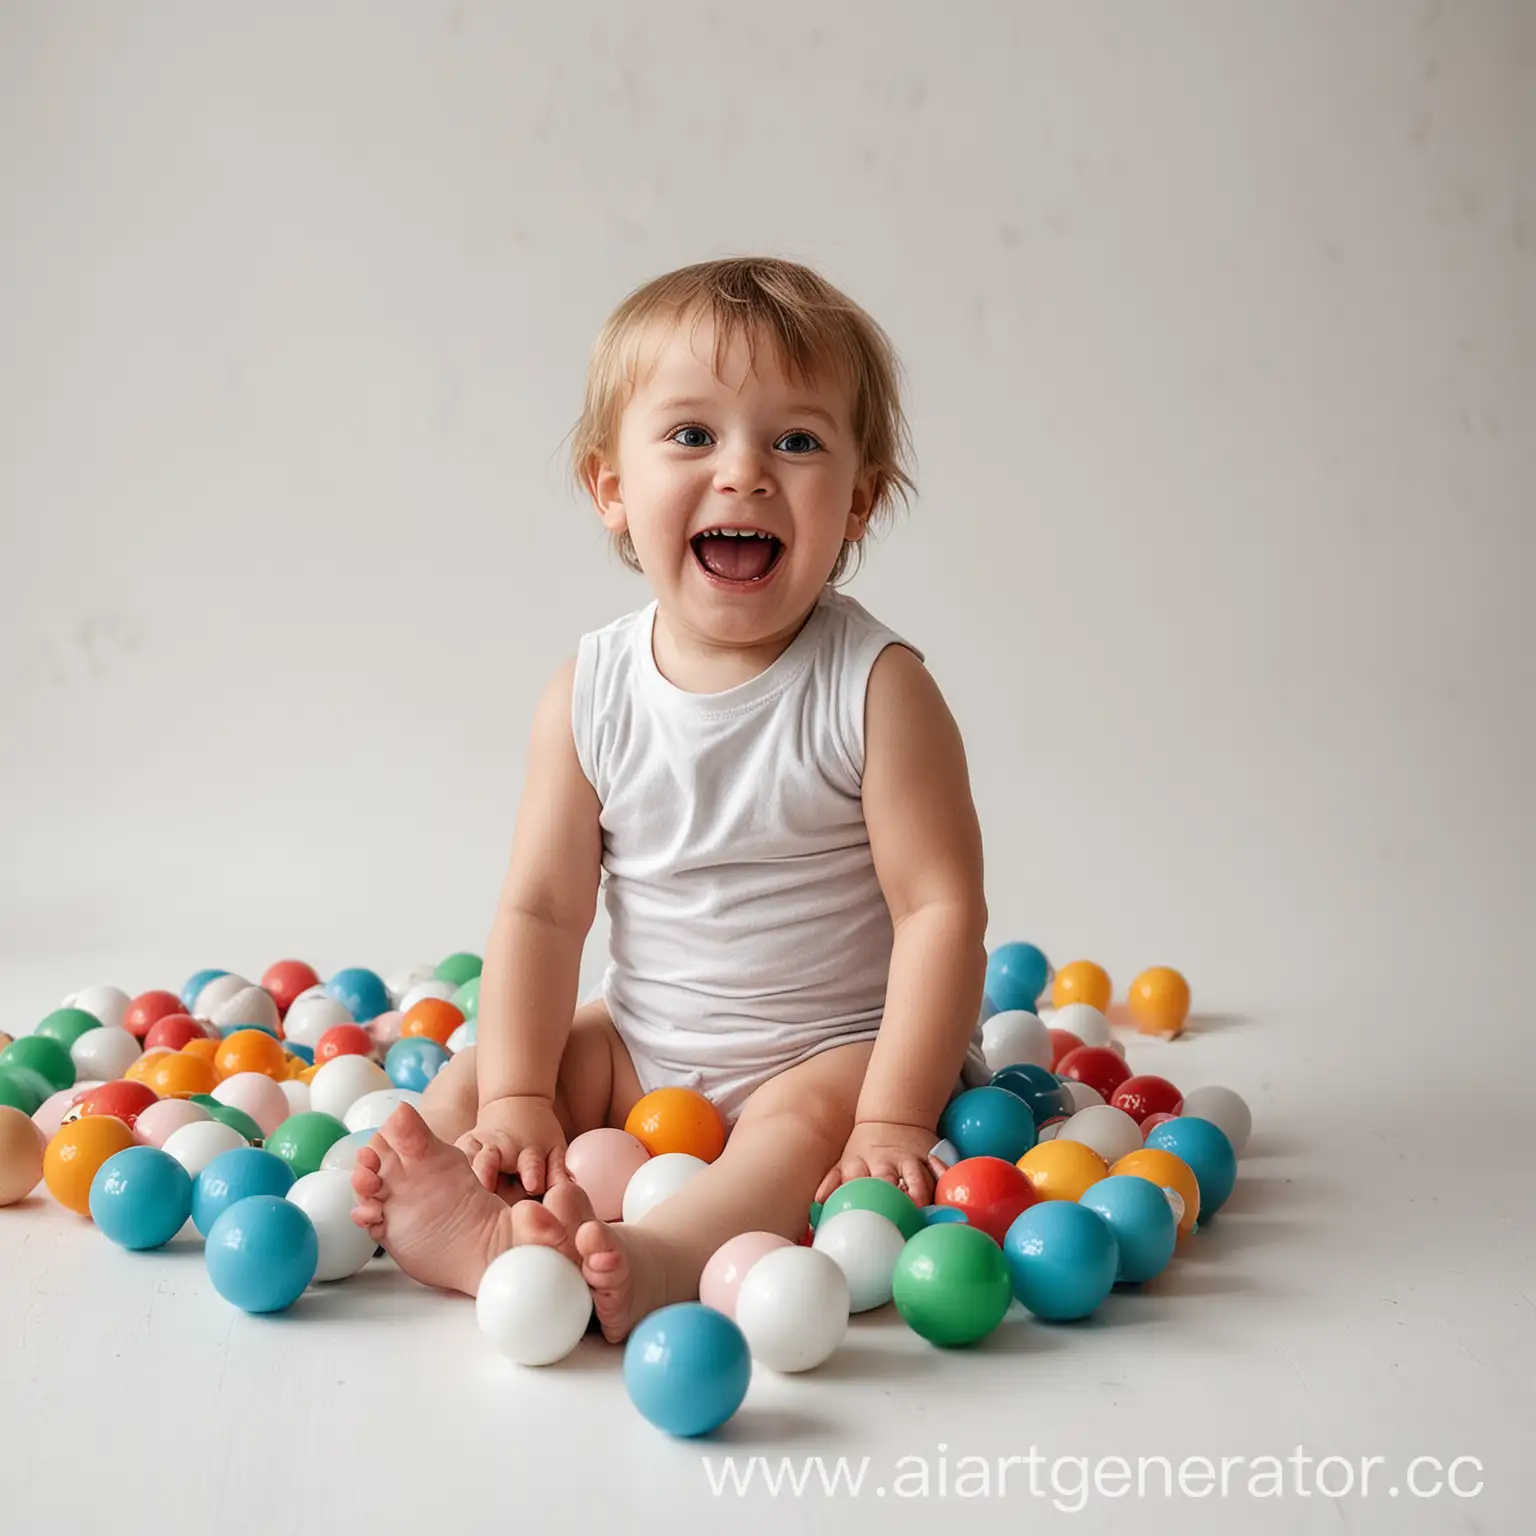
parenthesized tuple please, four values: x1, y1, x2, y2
(265, 1111, 348, 1179)
(0, 1035, 75, 1093)
(33, 1008, 103, 1051)
(203, 1102, 264, 1145)
(0, 1065, 54, 1115)
(818, 1176, 924, 1241)
(808, 1199, 824, 1231)
(892, 1225, 1014, 1347)
(450, 975, 481, 1019)
(435, 952, 482, 988)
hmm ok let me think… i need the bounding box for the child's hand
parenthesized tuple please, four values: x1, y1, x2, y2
(455, 1094, 569, 1196)
(816, 1120, 944, 1209)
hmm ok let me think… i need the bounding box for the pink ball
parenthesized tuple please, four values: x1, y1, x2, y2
(1141, 1111, 1179, 1138)
(33, 1082, 105, 1140)
(134, 1098, 212, 1148)
(564, 1128, 651, 1221)
(368, 1010, 404, 1052)
(699, 1231, 794, 1319)
(212, 1072, 291, 1138)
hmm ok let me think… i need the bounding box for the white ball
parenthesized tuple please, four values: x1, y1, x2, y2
(445, 1020, 476, 1054)
(343, 1088, 422, 1134)
(387, 964, 438, 1008)
(1052, 1003, 1112, 1049)
(286, 1169, 377, 1281)
(309, 1056, 391, 1122)
(320, 1127, 376, 1172)
(211, 1072, 291, 1137)
(279, 1080, 312, 1117)
(70, 1026, 141, 1081)
(283, 994, 356, 1049)
(66, 984, 131, 1032)
(1056, 1105, 1144, 1164)
(811, 1208, 905, 1313)
(209, 985, 281, 1036)
(476, 1245, 592, 1366)
(980, 1010, 1054, 1072)
(162, 1120, 249, 1176)
(1179, 1086, 1252, 1156)
(1038, 1118, 1065, 1142)
(1061, 1080, 1106, 1114)
(398, 979, 456, 1014)
(191, 974, 253, 1020)
(1109, 1039, 1126, 1058)
(735, 1246, 850, 1372)
(621, 1152, 707, 1224)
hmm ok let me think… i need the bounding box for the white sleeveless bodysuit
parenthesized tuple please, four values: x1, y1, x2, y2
(571, 586, 988, 1122)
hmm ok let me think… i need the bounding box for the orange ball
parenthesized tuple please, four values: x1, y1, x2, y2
(146, 1052, 219, 1100)
(43, 1114, 136, 1215)
(125, 1048, 172, 1085)
(1017, 1139, 1109, 1204)
(181, 1036, 220, 1064)
(1128, 967, 1191, 1037)
(624, 1087, 726, 1162)
(283, 1054, 309, 1080)
(1111, 1147, 1201, 1236)
(1051, 960, 1112, 1014)
(214, 1029, 287, 1082)
(401, 999, 465, 1049)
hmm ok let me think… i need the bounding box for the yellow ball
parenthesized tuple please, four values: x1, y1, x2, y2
(1110, 1147, 1201, 1236)
(1050, 961, 1112, 1014)
(1128, 967, 1191, 1037)
(1017, 1139, 1109, 1203)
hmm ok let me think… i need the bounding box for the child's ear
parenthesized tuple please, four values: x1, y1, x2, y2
(585, 453, 628, 535)
(844, 472, 878, 542)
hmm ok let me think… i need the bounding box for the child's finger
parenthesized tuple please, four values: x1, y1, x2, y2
(898, 1156, 932, 1206)
(472, 1145, 501, 1191)
(545, 1145, 570, 1187)
(517, 1145, 547, 1196)
(815, 1167, 843, 1204)
(840, 1155, 871, 1187)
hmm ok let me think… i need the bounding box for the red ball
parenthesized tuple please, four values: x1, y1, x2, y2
(144, 1013, 212, 1053)
(122, 990, 186, 1041)
(73, 1079, 160, 1130)
(261, 959, 322, 1019)
(1056, 1046, 1133, 1101)
(1110, 1075, 1184, 1127)
(1048, 1028, 1085, 1070)
(314, 1024, 376, 1065)
(1140, 1111, 1178, 1137)
(934, 1155, 1038, 1246)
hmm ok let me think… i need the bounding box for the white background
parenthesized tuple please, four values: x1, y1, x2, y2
(1, 3, 1531, 1532)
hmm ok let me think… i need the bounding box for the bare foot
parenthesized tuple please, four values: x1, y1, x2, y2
(351, 1104, 515, 1296)
(569, 1199, 671, 1344)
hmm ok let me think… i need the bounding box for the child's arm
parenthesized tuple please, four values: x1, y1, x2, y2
(815, 644, 988, 1206)
(458, 657, 603, 1194)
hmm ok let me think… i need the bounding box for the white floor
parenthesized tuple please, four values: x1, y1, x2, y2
(3, 957, 1529, 1536)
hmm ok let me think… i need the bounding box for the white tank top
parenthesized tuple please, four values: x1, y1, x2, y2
(571, 587, 916, 1084)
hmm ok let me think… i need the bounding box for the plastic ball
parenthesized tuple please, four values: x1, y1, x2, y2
(699, 1231, 794, 1318)
(1128, 966, 1191, 1036)
(2, 1035, 76, 1093)
(892, 1223, 1013, 1347)
(818, 1175, 925, 1241)
(398, 980, 456, 1015)
(282, 995, 356, 1050)
(0, 1065, 53, 1115)
(205, 1195, 318, 1312)
(66, 984, 131, 1032)
(386, 965, 438, 1008)
(1061, 1080, 1107, 1115)
(921, 1204, 969, 1226)
(384, 1037, 450, 1094)
(980, 1010, 1053, 1073)
(133, 1098, 211, 1149)
(0, 1106, 46, 1204)
(450, 975, 481, 1019)
(1111, 1075, 1184, 1128)
(934, 1156, 1038, 1246)
(1049, 1003, 1112, 1049)
(1003, 1200, 1118, 1320)
(1017, 1139, 1109, 1203)
(624, 1303, 751, 1437)
(191, 974, 253, 1021)
(445, 1020, 476, 1054)
(73, 1079, 159, 1130)
(44, 1114, 137, 1215)
(71, 1026, 141, 1082)
(161, 1119, 249, 1176)
(265, 1112, 349, 1180)
(318, 1126, 374, 1172)
(1055, 1046, 1133, 1101)
(279, 1080, 311, 1118)
(1145, 1117, 1237, 1216)
(143, 1014, 210, 1054)
(260, 959, 321, 1018)
(285, 1168, 376, 1281)
(812, 1208, 907, 1312)
(192, 1147, 295, 1234)
(123, 1049, 170, 1085)
(1048, 1028, 1085, 1069)
(564, 1128, 651, 1222)
(314, 1024, 375, 1065)
(41, 1083, 100, 1135)
(991, 1062, 1073, 1126)
(435, 951, 482, 987)
(1177, 1086, 1252, 1157)
(86, 1145, 192, 1249)
(308, 1056, 392, 1124)
(211, 1029, 283, 1084)
(476, 1245, 592, 1364)
(984, 942, 1050, 1013)
(623, 1087, 726, 1163)
(343, 1088, 422, 1133)
(212, 1073, 291, 1138)
(367, 1010, 405, 1052)
(1081, 1174, 1178, 1282)
(1055, 1104, 1144, 1164)
(1050, 961, 1112, 1014)
(208, 986, 282, 1037)
(145, 1052, 218, 1100)
(621, 1151, 707, 1223)
(400, 998, 465, 1050)
(1111, 1147, 1201, 1236)
(321, 967, 389, 1025)
(198, 1099, 265, 1144)
(179, 969, 229, 1011)
(734, 1246, 850, 1372)
(939, 1086, 1037, 1164)
(34, 1007, 105, 1051)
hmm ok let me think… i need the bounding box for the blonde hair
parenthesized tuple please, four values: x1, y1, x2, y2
(570, 256, 915, 586)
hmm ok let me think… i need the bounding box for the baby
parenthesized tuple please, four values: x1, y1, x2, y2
(351, 256, 991, 1343)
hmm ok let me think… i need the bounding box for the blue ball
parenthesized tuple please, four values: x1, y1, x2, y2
(1003, 1201, 1118, 1320)
(991, 1063, 1073, 1126)
(324, 967, 391, 1024)
(984, 942, 1050, 1013)
(939, 1086, 1038, 1164)
(623, 1302, 751, 1437)
(89, 1146, 193, 1251)
(920, 1204, 971, 1227)
(205, 1195, 318, 1313)
(193, 1147, 297, 1236)
(180, 968, 228, 1010)
(385, 1037, 451, 1093)
(1080, 1175, 1177, 1283)
(1145, 1117, 1238, 1218)
(283, 1041, 314, 1066)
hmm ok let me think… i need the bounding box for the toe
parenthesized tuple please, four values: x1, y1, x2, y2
(352, 1161, 383, 1200)
(353, 1199, 384, 1229)
(543, 1180, 598, 1232)
(381, 1103, 434, 1161)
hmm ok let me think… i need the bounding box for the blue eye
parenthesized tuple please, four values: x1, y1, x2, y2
(669, 425, 713, 448)
(777, 431, 822, 455)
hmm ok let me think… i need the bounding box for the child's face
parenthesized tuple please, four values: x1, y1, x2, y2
(591, 313, 874, 649)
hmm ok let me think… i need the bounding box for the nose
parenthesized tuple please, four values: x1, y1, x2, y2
(712, 438, 774, 497)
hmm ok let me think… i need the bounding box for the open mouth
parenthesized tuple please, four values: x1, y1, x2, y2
(690, 527, 785, 584)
